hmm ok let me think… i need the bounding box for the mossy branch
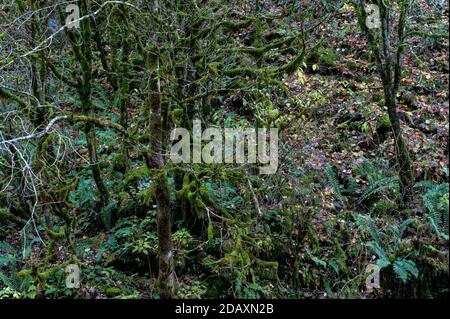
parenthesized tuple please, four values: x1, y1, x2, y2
(0, 86, 31, 108)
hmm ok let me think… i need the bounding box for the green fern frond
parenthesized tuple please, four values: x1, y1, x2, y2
(101, 202, 117, 229)
(367, 240, 388, 260)
(357, 176, 399, 205)
(355, 158, 378, 181)
(0, 241, 16, 255)
(325, 164, 346, 204)
(416, 182, 449, 240)
(0, 255, 16, 266)
(393, 259, 419, 283)
(0, 272, 12, 287)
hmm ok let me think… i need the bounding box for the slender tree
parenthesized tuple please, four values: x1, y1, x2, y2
(65, 0, 111, 207)
(355, 0, 415, 204)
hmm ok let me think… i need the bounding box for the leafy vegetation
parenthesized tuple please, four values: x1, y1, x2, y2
(0, 0, 448, 300)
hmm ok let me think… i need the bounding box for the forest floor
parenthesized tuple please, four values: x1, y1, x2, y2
(1, 1, 448, 299)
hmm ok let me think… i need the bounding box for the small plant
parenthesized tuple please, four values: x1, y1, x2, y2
(172, 229, 193, 249)
(0, 241, 21, 291)
(354, 214, 419, 284)
(131, 232, 158, 256)
(0, 286, 22, 299)
(415, 182, 449, 240)
(325, 164, 346, 204)
(176, 281, 207, 299)
(354, 158, 399, 205)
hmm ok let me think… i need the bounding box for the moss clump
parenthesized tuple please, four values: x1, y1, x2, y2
(170, 108, 184, 126)
(0, 208, 10, 223)
(309, 46, 339, 67)
(118, 191, 130, 200)
(105, 287, 122, 297)
(372, 93, 384, 103)
(377, 114, 392, 131)
(370, 199, 398, 214)
(120, 166, 151, 190)
(112, 152, 127, 172)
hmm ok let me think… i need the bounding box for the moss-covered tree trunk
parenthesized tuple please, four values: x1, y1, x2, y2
(379, 1, 414, 204)
(73, 0, 110, 207)
(355, 0, 414, 204)
(110, 4, 131, 173)
(147, 0, 175, 299)
(384, 84, 414, 203)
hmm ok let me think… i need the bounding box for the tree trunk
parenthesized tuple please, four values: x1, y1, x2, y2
(385, 89, 414, 203)
(147, 0, 175, 298)
(356, 0, 415, 205)
(78, 0, 110, 207)
(379, 2, 414, 204)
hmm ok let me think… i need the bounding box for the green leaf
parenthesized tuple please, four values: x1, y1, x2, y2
(377, 258, 390, 269)
(0, 241, 16, 255)
(309, 254, 327, 268)
(367, 241, 387, 260)
(0, 272, 12, 287)
(0, 255, 16, 266)
(393, 259, 419, 283)
(399, 259, 419, 278)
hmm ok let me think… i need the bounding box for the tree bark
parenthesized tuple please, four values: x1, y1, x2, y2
(379, 2, 414, 204)
(356, 0, 415, 204)
(147, 0, 175, 299)
(77, 0, 110, 207)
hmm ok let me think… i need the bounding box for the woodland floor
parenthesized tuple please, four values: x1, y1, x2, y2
(1, 1, 448, 299)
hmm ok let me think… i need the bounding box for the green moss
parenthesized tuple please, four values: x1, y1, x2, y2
(372, 93, 384, 103)
(371, 199, 398, 214)
(0, 208, 9, 223)
(377, 98, 386, 108)
(118, 192, 130, 200)
(170, 108, 184, 126)
(105, 287, 122, 297)
(318, 47, 338, 65)
(47, 225, 67, 240)
(377, 114, 392, 130)
(112, 152, 127, 172)
(17, 269, 32, 279)
(131, 53, 145, 66)
(308, 46, 338, 67)
(120, 166, 151, 190)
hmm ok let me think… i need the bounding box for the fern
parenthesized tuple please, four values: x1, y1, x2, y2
(0, 255, 16, 266)
(355, 158, 380, 182)
(353, 158, 400, 205)
(325, 164, 346, 204)
(357, 176, 399, 205)
(0, 241, 18, 289)
(393, 259, 419, 283)
(367, 240, 388, 260)
(101, 202, 117, 229)
(354, 214, 419, 284)
(353, 213, 383, 244)
(0, 272, 12, 287)
(0, 241, 17, 267)
(0, 241, 16, 255)
(415, 182, 449, 240)
(68, 174, 96, 208)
